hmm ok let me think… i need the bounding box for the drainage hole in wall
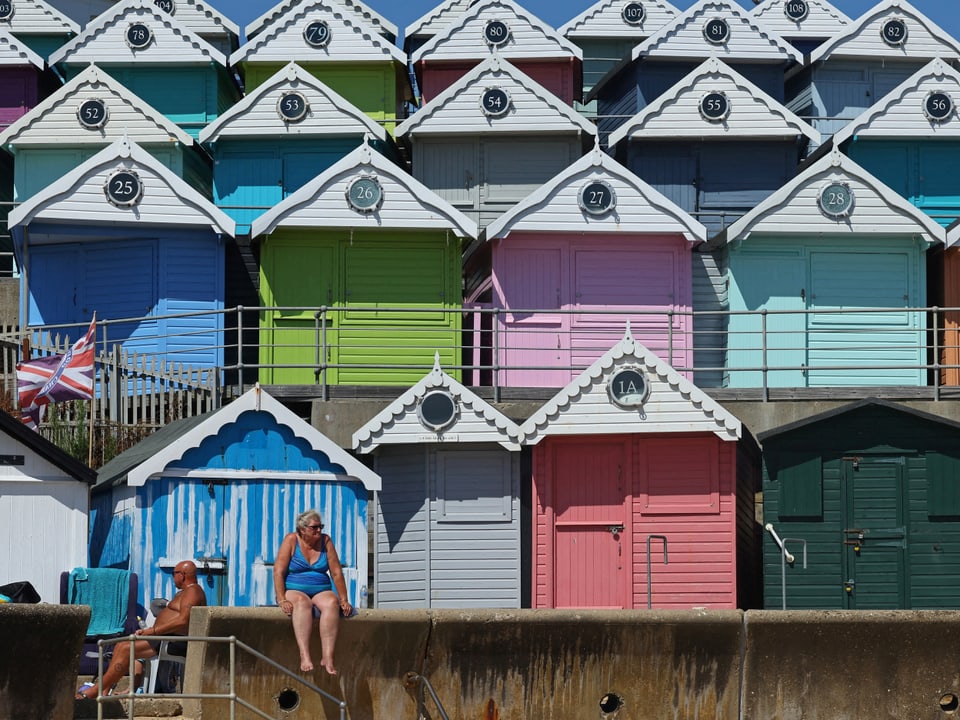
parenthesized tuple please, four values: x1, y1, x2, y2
(940, 693, 959, 713)
(276, 687, 301, 712)
(599, 693, 623, 714)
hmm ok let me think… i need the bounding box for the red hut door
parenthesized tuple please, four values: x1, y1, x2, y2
(551, 439, 629, 608)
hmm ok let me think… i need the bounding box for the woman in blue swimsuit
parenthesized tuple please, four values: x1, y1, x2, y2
(274, 509, 353, 674)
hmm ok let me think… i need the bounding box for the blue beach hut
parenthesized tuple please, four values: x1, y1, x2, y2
(748, 0, 850, 55)
(92, 384, 381, 608)
(0, 0, 79, 59)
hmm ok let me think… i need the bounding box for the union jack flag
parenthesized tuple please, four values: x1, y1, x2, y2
(16, 317, 96, 430)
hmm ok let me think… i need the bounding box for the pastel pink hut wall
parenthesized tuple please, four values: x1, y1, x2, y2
(417, 59, 579, 105)
(491, 233, 693, 387)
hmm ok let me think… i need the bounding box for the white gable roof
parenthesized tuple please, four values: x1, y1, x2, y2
(405, 0, 475, 44)
(0, 0, 79, 35)
(199, 61, 385, 143)
(559, 0, 678, 41)
(353, 354, 522, 452)
(947, 218, 960, 249)
(49, 0, 226, 66)
(608, 56, 820, 145)
(411, 0, 582, 64)
(231, 0, 404, 66)
(251, 143, 478, 238)
(833, 58, 960, 143)
(722, 148, 945, 243)
(520, 324, 742, 444)
(8, 135, 234, 234)
(0, 64, 193, 147)
(0, 25, 43, 67)
(395, 56, 595, 138)
(631, 0, 802, 64)
(810, 0, 960, 64)
(150, 0, 239, 42)
(128, 384, 380, 488)
(246, 0, 397, 43)
(749, 0, 850, 40)
(484, 143, 706, 241)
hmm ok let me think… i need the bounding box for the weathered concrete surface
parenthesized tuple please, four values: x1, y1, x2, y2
(742, 610, 960, 720)
(0, 603, 89, 720)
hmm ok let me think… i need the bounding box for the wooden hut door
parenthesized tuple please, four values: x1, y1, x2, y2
(841, 458, 907, 609)
(551, 440, 629, 608)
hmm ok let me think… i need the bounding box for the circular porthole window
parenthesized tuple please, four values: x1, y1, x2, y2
(480, 87, 511, 117)
(154, 0, 174, 14)
(277, 91, 309, 122)
(880, 17, 907, 46)
(703, 17, 729, 45)
(0, 1, 14, 21)
(783, 0, 808, 22)
(578, 180, 616, 216)
(77, 98, 108, 129)
(699, 91, 729, 121)
(125, 22, 153, 49)
(346, 176, 383, 213)
(304, 19, 331, 48)
(818, 181, 854, 219)
(417, 390, 457, 432)
(483, 19, 510, 47)
(924, 90, 954, 122)
(608, 367, 649, 409)
(104, 169, 143, 208)
(621, 1, 645, 26)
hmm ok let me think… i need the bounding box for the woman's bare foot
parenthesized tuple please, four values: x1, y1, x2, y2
(320, 659, 338, 676)
(300, 657, 314, 672)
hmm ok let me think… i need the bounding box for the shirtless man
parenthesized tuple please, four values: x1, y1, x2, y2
(76, 560, 207, 698)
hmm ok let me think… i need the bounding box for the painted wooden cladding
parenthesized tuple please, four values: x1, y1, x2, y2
(0, 67, 42, 128)
(532, 433, 743, 609)
(559, 0, 678, 42)
(944, 248, 960, 387)
(258, 229, 462, 386)
(748, 0, 850, 42)
(692, 249, 728, 388)
(373, 445, 521, 608)
(419, 58, 578, 105)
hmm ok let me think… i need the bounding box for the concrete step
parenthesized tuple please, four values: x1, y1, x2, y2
(73, 696, 189, 719)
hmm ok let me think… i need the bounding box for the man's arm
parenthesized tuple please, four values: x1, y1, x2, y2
(145, 585, 205, 636)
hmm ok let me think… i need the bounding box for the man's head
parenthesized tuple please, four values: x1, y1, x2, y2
(173, 560, 198, 589)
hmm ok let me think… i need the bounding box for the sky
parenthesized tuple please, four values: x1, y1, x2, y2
(221, 0, 959, 46)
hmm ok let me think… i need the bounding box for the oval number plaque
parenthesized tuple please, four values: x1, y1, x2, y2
(579, 180, 616, 216)
(480, 87, 510, 117)
(703, 17, 729, 44)
(346, 176, 383, 213)
(126, 22, 152, 49)
(818, 181, 854, 218)
(881, 17, 907, 46)
(783, 0, 808, 22)
(278, 91, 309, 122)
(484, 19, 510, 47)
(418, 390, 457, 432)
(0, 1, 13, 21)
(699, 91, 729, 121)
(924, 91, 954, 122)
(77, 98, 108, 129)
(304, 20, 331, 48)
(621, 1, 645, 26)
(154, 0, 174, 14)
(608, 367, 649, 408)
(104, 170, 143, 207)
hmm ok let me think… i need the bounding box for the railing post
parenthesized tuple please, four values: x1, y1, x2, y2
(667, 308, 674, 367)
(236, 305, 244, 396)
(933, 306, 941, 401)
(761, 309, 769, 402)
(492, 307, 500, 404)
(319, 307, 329, 401)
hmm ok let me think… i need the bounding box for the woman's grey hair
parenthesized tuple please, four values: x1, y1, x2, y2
(295, 509, 322, 532)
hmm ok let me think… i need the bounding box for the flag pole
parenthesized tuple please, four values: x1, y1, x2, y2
(87, 313, 96, 467)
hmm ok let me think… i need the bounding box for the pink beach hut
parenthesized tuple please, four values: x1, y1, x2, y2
(519, 326, 759, 610)
(475, 144, 706, 388)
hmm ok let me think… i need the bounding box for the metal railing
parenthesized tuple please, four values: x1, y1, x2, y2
(403, 671, 451, 720)
(93, 633, 347, 720)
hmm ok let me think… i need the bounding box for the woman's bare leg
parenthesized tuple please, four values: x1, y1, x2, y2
(286, 590, 316, 672)
(313, 591, 341, 675)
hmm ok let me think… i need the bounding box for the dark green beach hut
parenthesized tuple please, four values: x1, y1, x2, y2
(760, 399, 960, 610)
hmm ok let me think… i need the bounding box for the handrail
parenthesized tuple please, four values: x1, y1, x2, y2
(646, 535, 669, 609)
(766, 524, 808, 610)
(93, 633, 348, 720)
(403, 671, 451, 720)
(765, 523, 794, 564)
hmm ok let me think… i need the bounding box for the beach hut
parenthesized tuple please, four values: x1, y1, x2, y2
(519, 326, 758, 610)
(0, 64, 205, 202)
(589, 0, 802, 142)
(199, 61, 387, 235)
(0, 0, 79, 59)
(229, 0, 407, 134)
(759, 399, 960, 610)
(91, 384, 380, 608)
(253, 143, 477, 386)
(719, 148, 944, 388)
(352, 355, 524, 608)
(246, 0, 398, 45)
(0, 409, 96, 603)
(749, 0, 850, 55)
(787, 0, 960, 139)
(49, 0, 240, 139)
(403, 0, 474, 56)
(0, 25, 53, 128)
(395, 56, 595, 232)
(410, 0, 583, 106)
(8, 136, 234, 369)
(476, 144, 705, 388)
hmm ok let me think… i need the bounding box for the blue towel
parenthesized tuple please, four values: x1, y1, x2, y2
(68, 568, 131, 637)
